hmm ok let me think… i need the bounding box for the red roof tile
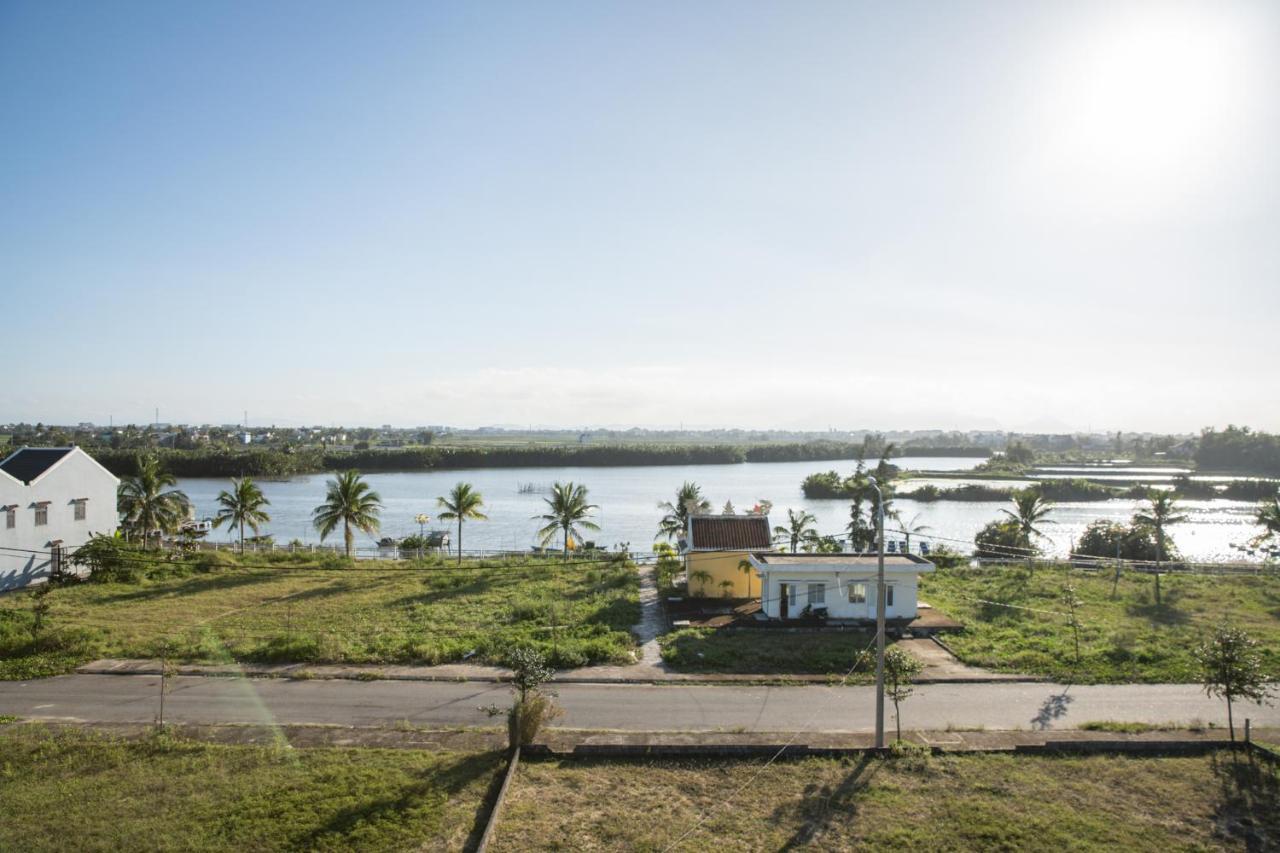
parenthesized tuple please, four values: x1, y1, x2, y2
(688, 515, 773, 550)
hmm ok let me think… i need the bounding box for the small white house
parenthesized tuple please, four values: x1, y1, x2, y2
(0, 447, 119, 591)
(748, 553, 935, 621)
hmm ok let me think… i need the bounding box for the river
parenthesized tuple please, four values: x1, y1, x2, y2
(176, 457, 1268, 562)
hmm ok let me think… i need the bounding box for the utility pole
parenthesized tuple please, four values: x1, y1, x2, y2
(869, 476, 887, 749)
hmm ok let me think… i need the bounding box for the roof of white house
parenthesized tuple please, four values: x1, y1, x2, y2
(0, 447, 74, 484)
(687, 514, 773, 551)
(0, 446, 118, 486)
(750, 552, 934, 572)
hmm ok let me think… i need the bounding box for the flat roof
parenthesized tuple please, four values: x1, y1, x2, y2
(753, 552, 932, 568)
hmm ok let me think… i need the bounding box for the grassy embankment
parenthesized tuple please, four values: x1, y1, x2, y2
(920, 567, 1280, 683)
(495, 751, 1280, 851)
(0, 552, 640, 679)
(0, 725, 498, 852)
(660, 567, 1280, 682)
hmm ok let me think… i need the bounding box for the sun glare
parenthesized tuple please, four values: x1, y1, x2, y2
(1029, 3, 1269, 216)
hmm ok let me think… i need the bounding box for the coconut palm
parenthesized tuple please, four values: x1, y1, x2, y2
(212, 477, 271, 553)
(999, 489, 1055, 552)
(312, 470, 382, 559)
(896, 513, 932, 555)
(1133, 489, 1187, 605)
(738, 558, 757, 598)
(1133, 490, 1187, 564)
(437, 482, 487, 565)
(534, 481, 600, 561)
(689, 568, 713, 597)
(774, 508, 818, 554)
(117, 453, 191, 547)
(656, 482, 711, 541)
(1253, 496, 1280, 547)
(718, 579, 734, 598)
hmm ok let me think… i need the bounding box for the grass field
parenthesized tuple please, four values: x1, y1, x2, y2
(0, 552, 640, 679)
(494, 751, 1280, 851)
(659, 628, 876, 676)
(920, 567, 1280, 683)
(0, 725, 499, 852)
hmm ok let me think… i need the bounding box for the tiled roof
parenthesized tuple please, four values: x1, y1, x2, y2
(0, 447, 73, 485)
(688, 515, 773, 550)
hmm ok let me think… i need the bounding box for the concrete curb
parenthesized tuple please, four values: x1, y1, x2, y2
(74, 659, 1044, 686)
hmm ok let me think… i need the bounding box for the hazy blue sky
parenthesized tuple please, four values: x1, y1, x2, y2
(3, 0, 1277, 432)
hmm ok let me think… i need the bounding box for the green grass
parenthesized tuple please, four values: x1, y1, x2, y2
(0, 553, 640, 678)
(659, 628, 876, 676)
(495, 751, 1280, 851)
(920, 567, 1280, 683)
(0, 725, 499, 852)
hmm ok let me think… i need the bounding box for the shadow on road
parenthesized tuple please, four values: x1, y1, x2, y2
(1031, 686, 1074, 730)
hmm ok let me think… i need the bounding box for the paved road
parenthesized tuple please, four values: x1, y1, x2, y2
(2, 675, 1276, 733)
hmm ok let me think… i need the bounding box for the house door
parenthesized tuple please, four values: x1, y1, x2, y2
(779, 584, 790, 620)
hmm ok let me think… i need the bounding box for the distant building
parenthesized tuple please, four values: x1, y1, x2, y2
(0, 447, 119, 590)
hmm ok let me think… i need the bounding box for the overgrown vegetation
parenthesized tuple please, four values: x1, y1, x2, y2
(0, 551, 640, 677)
(0, 726, 498, 852)
(495, 752, 1280, 851)
(920, 567, 1280, 683)
(659, 628, 875, 675)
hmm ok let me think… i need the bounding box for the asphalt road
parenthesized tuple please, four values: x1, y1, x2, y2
(2, 675, 1276, 733)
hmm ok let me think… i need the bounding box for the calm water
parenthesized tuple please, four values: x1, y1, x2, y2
(177, 457, 1268, 562)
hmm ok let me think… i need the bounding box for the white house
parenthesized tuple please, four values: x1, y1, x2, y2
(748, 553, 935, 621)
(0, 447, 119, 590)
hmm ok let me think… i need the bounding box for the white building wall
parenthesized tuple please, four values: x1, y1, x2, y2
(0, 450, 119, 591)
(761, 570, 921, 620)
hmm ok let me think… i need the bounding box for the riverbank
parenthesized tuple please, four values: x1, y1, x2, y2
(90, 442, 991, 478)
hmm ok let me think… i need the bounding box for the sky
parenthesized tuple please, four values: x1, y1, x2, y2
(3, 0, 1277, 433)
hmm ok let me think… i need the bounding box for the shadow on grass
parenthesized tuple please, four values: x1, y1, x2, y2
(301, 751, 504, 850)
(96, 571, 280, 604)
(1124, 601, 1191, 626)
(770, 754, 880, 849)
(1210, 749, 1280, 851)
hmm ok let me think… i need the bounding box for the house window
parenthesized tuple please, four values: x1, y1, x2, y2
(807, 583, 826, 606)
(884, 585, 895, 607)
(786, 584, 797, 607)
(73, 499, 87, 521)
(4, 507, 14, 529)
(34, 503, 49, 526)
(848, 583, 867, 604)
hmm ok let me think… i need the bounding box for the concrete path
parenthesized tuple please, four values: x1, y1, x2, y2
(897, 638, 1027, 681)
(632, 563, 666, 667)
(4, 674, 1276, 733)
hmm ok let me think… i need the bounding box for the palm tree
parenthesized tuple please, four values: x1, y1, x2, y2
(718, 579, 734, 598)
(896, 513, 932, 555)
(656, 482, 711, 541)
(312, 470, 382, 558)
(738, 558, 757, 599)
(534, 481, 600, 561)
(689, 568, 713, 597)
(212, 477, 271, 553)
(1253, 496, 1280, 547)
(1133, 490, 1187, 605)
(437, 482, 487, 565)
(117, 453, 191, 547)
(774, 508, 818, 554)
(999, 489, 1055, 553)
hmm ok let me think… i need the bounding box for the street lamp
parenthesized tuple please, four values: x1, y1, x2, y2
(867, 476, 887, 749)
